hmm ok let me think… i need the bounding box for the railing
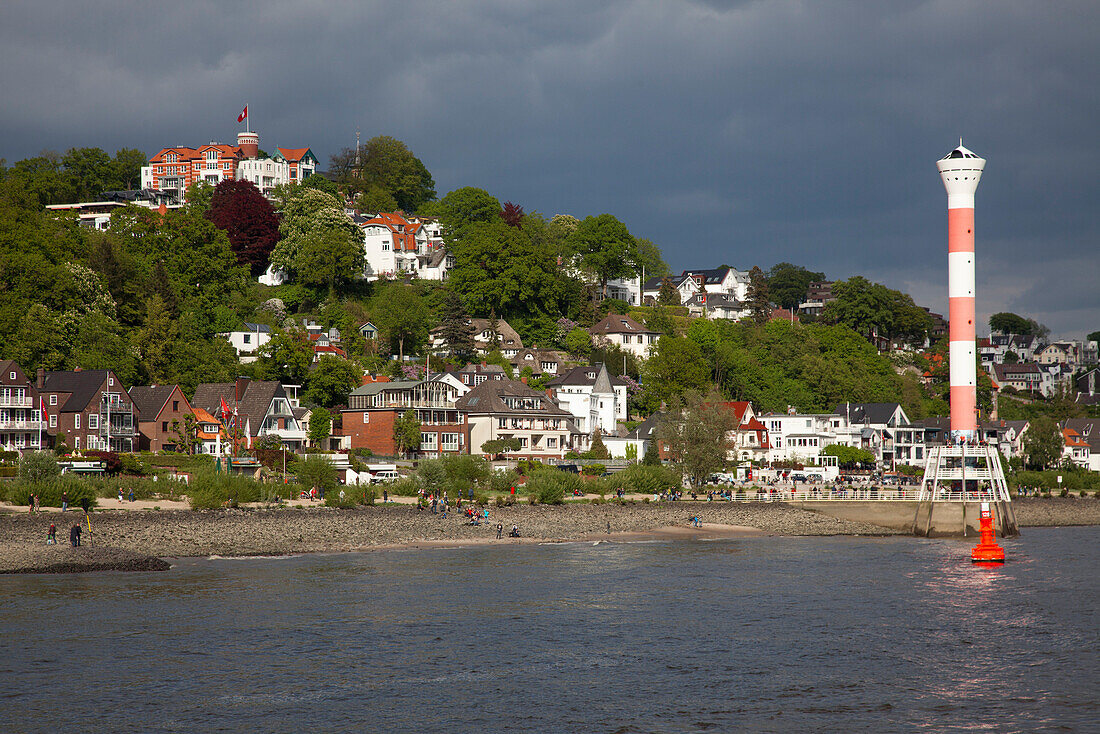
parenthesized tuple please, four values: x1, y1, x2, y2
(0, 419, 48, 430)
(0, 396, 33, 408)
(99, 421, 137, 437)
(689, 487, 1009, 503)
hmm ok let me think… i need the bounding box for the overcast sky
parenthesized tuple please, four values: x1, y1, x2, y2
(2, 1, 1097, 337)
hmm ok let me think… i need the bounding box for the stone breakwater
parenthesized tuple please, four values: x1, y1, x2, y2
(0, 544, 171, 574)
(1010, 497, 1100, 527)
(1, 502, 898, 563)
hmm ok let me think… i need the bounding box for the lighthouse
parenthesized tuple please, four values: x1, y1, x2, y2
(937, 142, 985, 441)
(919, 143, 1014, 539)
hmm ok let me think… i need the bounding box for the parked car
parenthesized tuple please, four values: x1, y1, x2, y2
(370, 470, 400, 484)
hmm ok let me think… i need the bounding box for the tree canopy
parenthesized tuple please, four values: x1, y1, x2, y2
(206, 179, 280, 275)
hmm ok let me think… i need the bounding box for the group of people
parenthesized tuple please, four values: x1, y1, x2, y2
(45, 522, 83, 546)
(116, 487, 135, 502)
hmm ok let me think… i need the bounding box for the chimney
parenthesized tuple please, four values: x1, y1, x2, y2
(37, 368, 45, 389)
(235, 376, 251, 402)
(520, 376, 528, 385)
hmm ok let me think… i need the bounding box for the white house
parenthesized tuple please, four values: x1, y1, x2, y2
(545, 364, 628, 436)
(642, 267, 749, 305)
(604, 413, 662, 460)
(219, 323, 272, 364)
(589, 314, 659, 359)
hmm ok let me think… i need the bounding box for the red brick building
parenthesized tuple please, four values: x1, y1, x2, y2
(37, 369, 137, 453)
(0, 360, 47, 453)
(341, 376, 469, 458)
(129, 385, 194, 452)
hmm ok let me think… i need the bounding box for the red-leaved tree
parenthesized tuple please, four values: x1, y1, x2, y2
(499, 201, 525, 228)
(206, 179, 281, 275)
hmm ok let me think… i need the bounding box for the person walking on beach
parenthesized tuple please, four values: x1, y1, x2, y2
(47, 524, 56, 544)
(497, 523, 503, 539)
(383, 489, 388, 504)
(70, 523, 81, 547)
(128, 488, 135, 502)
(61, 490, 68, 513)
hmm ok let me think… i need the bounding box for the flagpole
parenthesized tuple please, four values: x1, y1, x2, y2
(246, 102, 250, 133)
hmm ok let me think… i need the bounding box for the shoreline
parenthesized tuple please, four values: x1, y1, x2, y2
(2, 497, 1096, 574)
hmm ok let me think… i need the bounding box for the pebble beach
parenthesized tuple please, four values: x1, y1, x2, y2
(2, 497, 1096, 574)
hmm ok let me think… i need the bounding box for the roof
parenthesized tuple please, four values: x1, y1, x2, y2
(684, 292, 742, 307)
(42, 370, 116, 412)
(833, 402, 905, 426)
(348, 380, 422, 398)
(127, 385, 180, 421)
(243, 323, 271, 333)
(545, 364, 627, 390)
(617, 412, 664, 440)
(192, 380, 286, 437)
(276, 147, 316, 163)
(589, 314, 657, 336)
(992, 363, 1042, 380)
(455, 379, 571, 417)
(1063, 419, 1100, 450)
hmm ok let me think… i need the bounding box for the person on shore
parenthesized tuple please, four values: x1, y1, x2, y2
(47, 524, 57, 544)
(607, 521, 611, 534)
(61, 491, 68, 513)
(70, 523, 81, 547)
(128, 488, 135, 502)
(310, 486, 319, 502)
(383, 489, 388, 504)
(118, 487, 124, 502)
(430, 495, 437, 514)
(509, 524, 520, 538)
(497, 523, 503, 539)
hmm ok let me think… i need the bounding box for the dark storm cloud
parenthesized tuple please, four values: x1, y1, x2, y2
(2, 0, 1097, 335)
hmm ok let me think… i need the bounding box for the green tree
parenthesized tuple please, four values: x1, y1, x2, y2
(657, 276, 680, 305)
(568, 214, 639, 299)
(989, 312, 1033, 335)
(170, 414, 201, 455)
(355, 184, 398, 213)
(308, 406, 333, 448)
(110, 148, 149, 191)
(131, 295, 177, 383)
(820, 444, 876, 467)
(435, 289, 476, 360)
(393, 409, 421, 458)
(644, 336, 711, 404)
(766, 262, 825, 311)
(635, 238, 670, 279)
(305, 355, 360, 409)
(447, 219, 562, 318)
(271, 189, 363, 293)
(746, 266, 772, 325)
(424, 186, 502, 233)
(301, 173, 340, 197)
(587, 429, 610, 459)
(657, 391, 735, 487)
(1087, 330, 1100, 346)
(11, 304, 67, 372)
(360, 135, 436, 212)
(254, 329, 314, 385)
(1023, 416, 1063, 470)
(62, 147, 112, 200)
(373, 284, 430, 362)
(563, 327, 592, 359)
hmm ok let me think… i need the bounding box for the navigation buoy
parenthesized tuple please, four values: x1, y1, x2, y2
(971, 502, 1005, 564)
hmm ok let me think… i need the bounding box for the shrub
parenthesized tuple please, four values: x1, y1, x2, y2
(389, 476, 421, 497)
(118, 454, 151, 476)
(325, 486, 362, 508)
(10, 476, 97, 509)
(85, 451, 123, 475)
(524, 469, 582, 505)
(295, 455, 338, 495)
(18, 451, 61, 484)
(1060, 489, 1069, 497)
(603, 464, 677, 496)
(487, 469, 521, 494)
(580, 464, 606, 476)
(187, 470, 264, 509)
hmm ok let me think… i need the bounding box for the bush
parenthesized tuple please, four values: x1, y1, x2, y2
(487, 469, 521, 494)
(10, 476, 98, 509)
(18, 451, 60, 484)
(187, 470, 265, 509)
(602, 464, 677, 496)
(389, 476, 421, 497)
(85, 451, 122, 475)
(118, 454, 151, 476)
(524, 469, 582, 505)
(580, 464, 606, 476)
(325, 486, 364, 508)
(295, 455, 338, 495)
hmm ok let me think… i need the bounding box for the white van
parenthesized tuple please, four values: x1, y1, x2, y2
(370, 470, 400, 484)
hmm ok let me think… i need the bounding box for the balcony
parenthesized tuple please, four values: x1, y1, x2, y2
(98, 415, 137, 437)
(0, 419, 47, 431)
(0, 395, 33, 408)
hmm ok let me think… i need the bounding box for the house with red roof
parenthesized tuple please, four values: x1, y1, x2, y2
(141, 132, 316, 200)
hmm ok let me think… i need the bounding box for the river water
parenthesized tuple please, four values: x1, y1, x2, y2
(2, 528, 1097, 733)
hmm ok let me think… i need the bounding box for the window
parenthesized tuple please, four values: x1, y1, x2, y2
(363, 413, 369, 424)
(173, 401, 179, 411)
(420, 432, 438, 450)
(547, 437, 557, 449)
(498, 418, 507, 429)
(88, 414, 98, 430)
(109, 377, 115, 387)
(50, 415, 57, 428)
(441, 433, 459, 451)
(9, 371, 14, 380)
(519, 437, 528, 448)
(243, 334, 251, 344)
(75, 414, 81, 430)
(162, 421, 169, 432)
(74, 436, 80, 450)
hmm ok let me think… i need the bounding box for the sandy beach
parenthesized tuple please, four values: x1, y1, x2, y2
(2, 496, 1095, 574)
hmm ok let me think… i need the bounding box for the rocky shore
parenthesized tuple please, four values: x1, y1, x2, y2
(1, 497, 1094, 574)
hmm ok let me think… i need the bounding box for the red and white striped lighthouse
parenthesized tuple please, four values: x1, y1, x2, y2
(937, 142, 986, 441)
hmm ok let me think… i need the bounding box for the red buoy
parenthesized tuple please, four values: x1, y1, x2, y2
(971, 502, 1005, 564)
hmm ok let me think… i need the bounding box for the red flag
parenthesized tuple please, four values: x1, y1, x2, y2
(40, 396, 48, 420)
(220, 397, 230, 418)
(237, 105, 248, 123)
